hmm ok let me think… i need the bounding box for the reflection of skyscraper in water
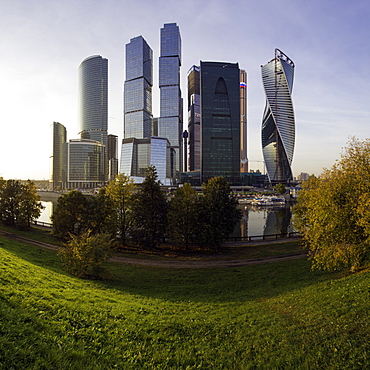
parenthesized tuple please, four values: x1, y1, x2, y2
(239, 207, 249, 238)
(263, 207, 292, 236)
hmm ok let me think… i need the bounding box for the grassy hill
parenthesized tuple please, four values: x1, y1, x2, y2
(0, 235, 369, 369)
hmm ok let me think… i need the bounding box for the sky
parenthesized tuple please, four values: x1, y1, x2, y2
(1, 0, 369, 180)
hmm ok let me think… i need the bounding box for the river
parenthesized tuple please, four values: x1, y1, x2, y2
(39, 201, 295, 238)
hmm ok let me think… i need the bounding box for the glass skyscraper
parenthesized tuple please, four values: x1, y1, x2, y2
(261, 49, 295, 184)
(51, 121, 67, 190)
(124, 36, 153, 139)
(240, 70, 248, 173)
(200, 61, 240, 184)
(187, 65, 201, 172)
(158, 23, 183, 180)
(120, 137, 170, 185)
(66, 139, 105, 189)
(78, 55, 108, 181)
(120, 35, 170, 184)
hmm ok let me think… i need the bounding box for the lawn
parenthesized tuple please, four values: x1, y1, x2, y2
(0, 235, 369, 369)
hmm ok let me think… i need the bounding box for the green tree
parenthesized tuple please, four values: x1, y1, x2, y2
(275, 183, 286, 194)
(196, 177, 241, 249)
(87, 188, 116, 237)
(58, 230, 113, 279)
(52, 190, 89, 239)
(168, 183, 198, 249)
(0, 179, 43, 228)
(106, 173, 135, 244)
(293, 137, 370, 271)
(131, 166, 168, 249)
(17, 180, 44, 228)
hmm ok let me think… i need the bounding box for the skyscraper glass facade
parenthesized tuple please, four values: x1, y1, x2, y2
(78, 55, 108, 181)
(261, 49, 295, 184)
(124, 36, 153, 139)
(158, 23, 182, 180)
(240, 70, 248, 173)
(200, 61, 241, 184)
(188, 65, 201, 172)
(51, 121, 67, 190)
(108, 134, 118, 181)
(66, 139, 105, 189)
(120, 137, 170, 185)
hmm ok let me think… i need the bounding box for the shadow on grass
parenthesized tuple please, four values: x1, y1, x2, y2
(0, 235, 344, 304)
(101, 258, 344, 303)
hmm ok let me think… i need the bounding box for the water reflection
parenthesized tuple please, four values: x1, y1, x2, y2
(39, 201, 54, 225)
(39, 200, 294, 238)
(233, 204, 294, 238)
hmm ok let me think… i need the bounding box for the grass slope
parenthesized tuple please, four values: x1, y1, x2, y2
(0, 236, 369, 369)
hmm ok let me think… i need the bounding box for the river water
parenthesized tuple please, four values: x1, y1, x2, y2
(39, 201, 295, 238)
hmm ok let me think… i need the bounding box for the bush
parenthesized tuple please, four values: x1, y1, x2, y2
(58, 231, 113, 279)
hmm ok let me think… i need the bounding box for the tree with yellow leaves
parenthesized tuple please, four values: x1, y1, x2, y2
(293, 137, 370, 271)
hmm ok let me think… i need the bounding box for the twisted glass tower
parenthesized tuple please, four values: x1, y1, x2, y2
(261, 49, 295, 184)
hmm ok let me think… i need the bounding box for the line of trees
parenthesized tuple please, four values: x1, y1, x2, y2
(52, 166, 241, 250)
(0, 178, 44, 229)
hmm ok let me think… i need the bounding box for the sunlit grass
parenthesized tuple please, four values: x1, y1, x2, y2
(0, 236, 369, 369)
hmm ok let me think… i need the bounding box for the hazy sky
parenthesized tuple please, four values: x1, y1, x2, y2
(1, 0, 369, 180)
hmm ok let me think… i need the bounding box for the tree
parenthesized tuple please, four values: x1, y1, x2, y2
(0, 179, 43, 229)
(106, 173, 136, 244)
(293, 137, 370, 271)
(196, 177, 241, 249)
(131, 166, 168, 249)
(58, 230, 113, 279)
(17, 180, 44, 228)
(86, 188, 116, 237)
(275, 183, 286, 194)
(168, 183, 198, 249)
(52, 190, 89, 239)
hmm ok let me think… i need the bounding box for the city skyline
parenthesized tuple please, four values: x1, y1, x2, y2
(1, 0, 369, 180)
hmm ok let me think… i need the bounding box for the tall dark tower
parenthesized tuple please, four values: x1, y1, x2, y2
(187, 65, 201, 172)
(261, 49, 295, 184)
(200, 61, 240, 184)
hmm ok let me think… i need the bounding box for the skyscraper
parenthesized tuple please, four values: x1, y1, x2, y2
(120, 35, 171, 184)
(158, 23, 182, 180)
(65, 139, 105, 189)
(108, 134, 118, 182)
(78, 55, 108, 182)
(261, 49, 295, 184)
(187, 65, 201, 172)
(240, 70, 248, 173)
(51, 121, 66, 190)
(124, 36, 153, 139)
(200, 61, 240, 184)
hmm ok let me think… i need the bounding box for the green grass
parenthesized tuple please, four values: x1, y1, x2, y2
(1, 236, 369, 369)
(0, 224, 61, 245)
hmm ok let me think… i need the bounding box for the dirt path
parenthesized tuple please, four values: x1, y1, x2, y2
(0, 230, 306, 268)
